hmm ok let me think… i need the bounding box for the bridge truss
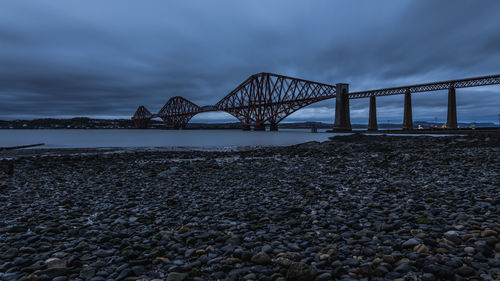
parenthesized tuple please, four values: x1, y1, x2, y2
(132, 73, 500, 129)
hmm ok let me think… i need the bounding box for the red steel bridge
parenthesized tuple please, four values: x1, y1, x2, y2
(132, 72, 500, 131)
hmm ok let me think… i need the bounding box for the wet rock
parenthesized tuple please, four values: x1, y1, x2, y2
(166, 272, 187, 281)
(45, 258, 67, 269)
(402, 238, 420, 248)
(287, 262, 317, 281)
(80, 266, 96, 280)
(481, 229, 497, 237)
(457, 265, 475, 277)
(250, 252, 271, 265)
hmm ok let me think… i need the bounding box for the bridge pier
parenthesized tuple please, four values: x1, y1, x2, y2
(368, 96, 378, 131)
(403, 90, 413, 130)
(269, 123, 278, 131)
(254, 124, 266, 131)
(333, 83, 352, 131)
(446, 86, 458, 129)
(133, 119, 149, 129)
(242, 124, 251, 131)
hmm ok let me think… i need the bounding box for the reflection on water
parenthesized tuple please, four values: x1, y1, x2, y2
(0, 129, 347, 148)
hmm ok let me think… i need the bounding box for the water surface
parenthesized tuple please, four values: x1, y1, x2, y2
(0, 129, 345, 149)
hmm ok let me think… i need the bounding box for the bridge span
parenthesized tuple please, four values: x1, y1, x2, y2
(132, 73, 500, 130)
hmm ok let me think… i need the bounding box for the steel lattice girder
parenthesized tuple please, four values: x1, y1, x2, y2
(132, 105, 153, 120)
(349, 74, 500, 99)
(157, 96, 201, 128)
(215, 72, 336, 126)
(132, 72, 500, 128)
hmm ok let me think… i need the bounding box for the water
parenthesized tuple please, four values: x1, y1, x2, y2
(0, 129, 348, 149)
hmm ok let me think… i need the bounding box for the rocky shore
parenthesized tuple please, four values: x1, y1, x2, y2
(1, 134, 499, 281)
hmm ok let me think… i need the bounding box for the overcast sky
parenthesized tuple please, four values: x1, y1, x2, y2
(1, 0, 499, 124)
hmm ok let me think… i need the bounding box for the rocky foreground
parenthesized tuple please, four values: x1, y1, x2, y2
(0, 134, 499, 281)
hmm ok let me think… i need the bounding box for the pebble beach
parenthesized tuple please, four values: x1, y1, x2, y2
(0, 134, 499, 281)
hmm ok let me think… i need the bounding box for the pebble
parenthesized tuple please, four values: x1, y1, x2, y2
(402, 238, 420, 248)
(250, 252, 271, 265)
(0, 134, 497, 280)
(45, 258, 67, 269)
(166, 272, 188, 281)
(286, 262, 317, 281)
(464, 246, 475, 254)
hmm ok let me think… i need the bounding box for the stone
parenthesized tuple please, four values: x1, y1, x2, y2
(464, 246, 475, 254)
(414, 244, 429, 254)
(394, 262, 411, 273)
(286, 262, 317, 281)
(315, 272, 332, 281)
(116, 269, 132, 281)
(80, 266, 96, 280)
(277, 257, 292, 268)
(422, 273, 436, 281)
(357, 263, 373, 276)
(435, 247, 449, 254)
(458, 265, 475, 276)
(2, 248, 18, 259)
(319, 254, 330, 260)
(132, 265, 145, 276)
(45, 258, 67, 269)
(243, 273, 257, 280)
(373, 265, 389, 277)
(481, 229, 497, 237)
(402, 238, 420, 248)
(251, 251, 271, 265)
(166, 272, 188, 281)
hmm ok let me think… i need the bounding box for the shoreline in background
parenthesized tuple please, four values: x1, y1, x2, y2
(0, 117, 497, 130)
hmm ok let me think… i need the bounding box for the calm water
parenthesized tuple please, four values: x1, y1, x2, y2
(0, 129, 347, 149)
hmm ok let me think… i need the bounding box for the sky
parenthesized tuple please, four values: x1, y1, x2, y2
(1, 0, 499, 124)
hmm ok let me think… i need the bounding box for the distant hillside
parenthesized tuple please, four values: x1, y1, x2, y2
(0, 118, 496, 129)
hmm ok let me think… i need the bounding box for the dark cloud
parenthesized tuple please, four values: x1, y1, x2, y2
(0, 0, 499, 123)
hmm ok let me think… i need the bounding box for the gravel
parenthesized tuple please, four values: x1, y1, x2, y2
(0, 133, 499, 280)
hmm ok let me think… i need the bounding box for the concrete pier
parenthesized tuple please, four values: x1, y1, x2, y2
(269, 123, 278, 131)
(242, 125, 251, 131)
(254, 124, 266, 131)
(403, 90, 413, 130)
(368, 96, 378, 131)
(333, 83, 352, 131)
(446, 86, 458, 129)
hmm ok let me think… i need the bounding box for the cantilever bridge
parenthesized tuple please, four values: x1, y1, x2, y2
(132, 72, 500, 131)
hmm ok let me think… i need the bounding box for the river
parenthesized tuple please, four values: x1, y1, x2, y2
(0, 129, 351, 149)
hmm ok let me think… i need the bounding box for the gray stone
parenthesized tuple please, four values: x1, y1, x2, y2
(402, 238, 420, 248)
(251, 252, 271, 265)
(315, 272, 332, 281)
(80, 266, 96, 280)
(287, 262, 317, 281)
(166, 272, 188, 281)
(394, 262, 411, 273)
(422, 273, 436, 281)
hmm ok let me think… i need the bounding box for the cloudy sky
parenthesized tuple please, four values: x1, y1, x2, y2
(1, 0, 499, 124)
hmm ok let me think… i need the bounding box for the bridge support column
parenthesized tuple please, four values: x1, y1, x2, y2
(133, 119, 149, 129)
(368, 96, 378, 131)
(446, 86, 458, 129)
(403, 90, 413, 130)
(333, 83, 351, 131)
(242, 125, 251, 131)
(254, 124, 266, 131)
(269, 123, 278, 131)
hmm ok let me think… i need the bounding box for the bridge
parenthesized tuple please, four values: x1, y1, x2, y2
(132, 72, 500, 131)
